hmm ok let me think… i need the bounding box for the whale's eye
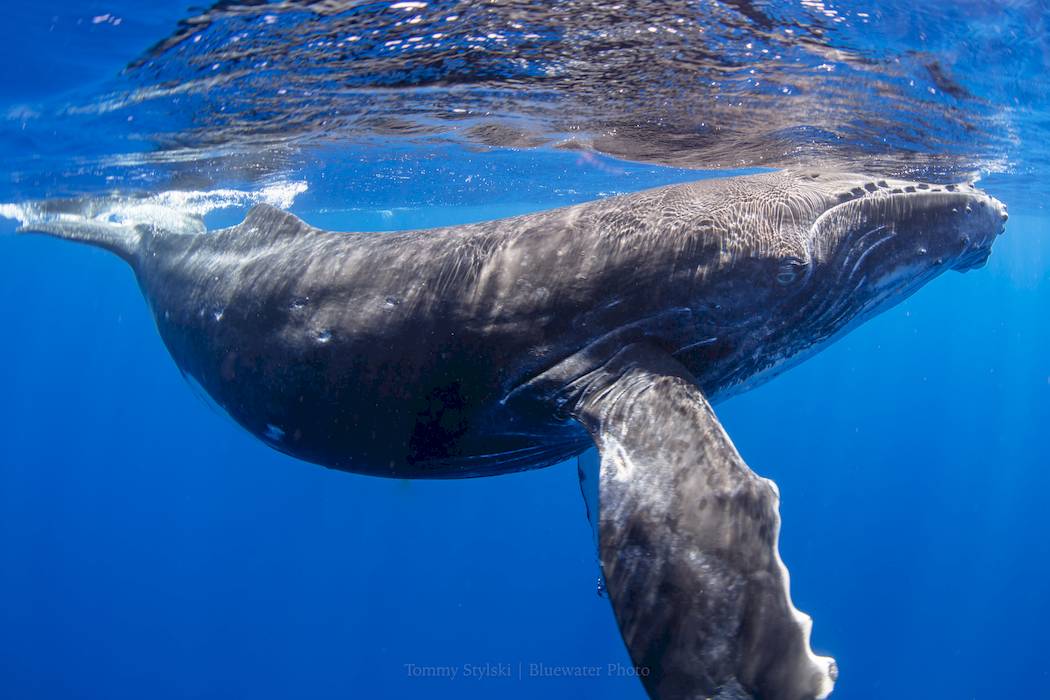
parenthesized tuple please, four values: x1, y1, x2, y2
(776, 259, 807, 286)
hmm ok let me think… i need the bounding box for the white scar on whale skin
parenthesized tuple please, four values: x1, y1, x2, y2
(0, 180, 308, 236)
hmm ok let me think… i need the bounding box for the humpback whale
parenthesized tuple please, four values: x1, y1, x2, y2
(17, 170, 1007, 700)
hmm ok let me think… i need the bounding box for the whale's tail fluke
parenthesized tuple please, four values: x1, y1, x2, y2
(2, 195, 207, 265)
(16, 217, 146, 264)
(2, 182, 309, 263)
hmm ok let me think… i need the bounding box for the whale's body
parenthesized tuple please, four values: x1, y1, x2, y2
(20, 170, 1007, 700)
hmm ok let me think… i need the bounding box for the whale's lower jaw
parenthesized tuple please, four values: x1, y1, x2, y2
(952, 246, 992, 271)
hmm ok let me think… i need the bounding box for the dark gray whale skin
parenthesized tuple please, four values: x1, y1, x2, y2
(20, 169, 1008, 700)
(84, 170, 1000, 479)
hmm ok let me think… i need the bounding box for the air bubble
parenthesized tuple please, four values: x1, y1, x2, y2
(316, 328, 332, 343)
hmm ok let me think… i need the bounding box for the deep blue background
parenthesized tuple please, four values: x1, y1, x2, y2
(2, 4, 1049, 700)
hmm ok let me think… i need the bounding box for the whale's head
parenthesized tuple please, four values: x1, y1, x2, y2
(690, 170, 1007, 397)
(789, 170, 1007, 320)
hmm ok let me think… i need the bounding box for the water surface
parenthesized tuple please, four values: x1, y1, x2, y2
(1, 2, 1048, 699)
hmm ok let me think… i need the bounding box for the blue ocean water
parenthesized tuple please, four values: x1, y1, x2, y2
(1, 3, 1048, 700)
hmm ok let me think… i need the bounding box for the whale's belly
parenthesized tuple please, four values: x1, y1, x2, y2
(150, 289, 590, 478)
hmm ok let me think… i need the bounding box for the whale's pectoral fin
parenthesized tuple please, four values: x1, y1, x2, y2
(568, 342, 836, 700)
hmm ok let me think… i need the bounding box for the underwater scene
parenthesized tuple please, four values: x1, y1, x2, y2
(1, 2, 1048, 699)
